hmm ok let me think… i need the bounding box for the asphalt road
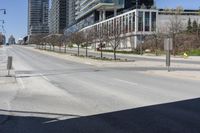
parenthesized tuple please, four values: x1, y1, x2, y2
(0, 45, 200, 133)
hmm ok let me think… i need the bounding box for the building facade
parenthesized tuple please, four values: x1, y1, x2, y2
(157, 9, 200, 33)
(8, 35, 16, 44)
(80, 8, 200, 49)
(62, 0, 200, 50)
(49, 0, 68, 34)
(64, 0, 154, 36)
(68, 0, 76, 26)
(28, 0, 49, 35)
(81, 9, 158, 49)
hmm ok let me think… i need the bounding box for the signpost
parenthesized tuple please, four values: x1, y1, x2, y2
(164, 38, 173, 72)
(7, 56, 13, 76)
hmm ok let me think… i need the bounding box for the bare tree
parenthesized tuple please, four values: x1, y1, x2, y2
(62, 35, 70, 53)
(46, 34, 63, 52)
(82, 29, 95, 57)
(70, 31, 85, 56)
(107, 18, 124, 60)
(151, 28, 163, 55)
(29, 35, 46, 49)
(96, 24, 108, 59)
(167, 7, 184, 55)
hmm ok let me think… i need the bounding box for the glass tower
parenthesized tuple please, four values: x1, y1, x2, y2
(28, 0, 49, 35)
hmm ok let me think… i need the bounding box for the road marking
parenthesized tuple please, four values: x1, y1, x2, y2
(114, 79, 138, 86)
(40, 73, 50, 81)
(18, 78, 25, 89)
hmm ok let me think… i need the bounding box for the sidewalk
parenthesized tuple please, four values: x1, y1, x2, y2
(0, 46, 17, 124)
(0, 46, 7, 77)
(0, 46, 15, 81)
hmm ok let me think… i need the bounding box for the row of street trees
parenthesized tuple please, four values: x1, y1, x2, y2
(30, 19, 125, 60)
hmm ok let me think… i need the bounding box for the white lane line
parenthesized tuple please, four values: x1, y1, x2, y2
(114, 79, 138, 86)
(39, 73, 50, 81)
(18, 78, 25, 89)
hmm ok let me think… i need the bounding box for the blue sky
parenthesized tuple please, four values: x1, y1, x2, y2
(0, 0, 199, 41)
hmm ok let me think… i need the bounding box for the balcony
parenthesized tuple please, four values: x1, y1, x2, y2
(77, 0, 125, 20)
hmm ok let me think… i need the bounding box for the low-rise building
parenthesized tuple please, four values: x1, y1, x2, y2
(80, 8, 200, 49)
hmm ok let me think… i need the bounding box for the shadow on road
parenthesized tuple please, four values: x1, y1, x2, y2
(13, 67, 200, 79)
(0, 98, 200, 133)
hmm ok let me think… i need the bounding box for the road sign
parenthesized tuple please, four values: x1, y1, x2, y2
(164, 38, 173, 51)
(7, 56, 13, 76)
(164, 38, 173, 72)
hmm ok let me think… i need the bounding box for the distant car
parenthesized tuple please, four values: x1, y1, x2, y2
(6, 43, 9, 46)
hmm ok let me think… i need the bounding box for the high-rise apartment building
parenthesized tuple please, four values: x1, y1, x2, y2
(65, 0, 154, 35)
(49, 0, 68, 34)
(68, 0, 76, 26)
(28, 0, 49, 35)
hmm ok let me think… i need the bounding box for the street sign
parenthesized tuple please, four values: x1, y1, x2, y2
(7, 56, 13, 76)
(164, 38, 173, 72)
(164, 38, 173, 51)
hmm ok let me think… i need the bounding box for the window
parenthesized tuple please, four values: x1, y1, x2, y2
(145, 12, 150, 31)
(138, 11, 143, 32)
(132, 12, 135, 32)
(151, 12, 156, 31)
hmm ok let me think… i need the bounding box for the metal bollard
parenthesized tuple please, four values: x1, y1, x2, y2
(7, 56, 13, 76)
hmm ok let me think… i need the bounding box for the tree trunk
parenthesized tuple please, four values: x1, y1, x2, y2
(65, 44, 67, 53)
(155, 38, 158, 56)
(114, 48, 116, 60)
(59, 46, 61, 53)
(140, 43, 143, 55)
(86, 44, 88, 57)
(172, 34, 176, 56)
(78, 45, 80, 56)
(53, 45, 55, 51)
(101, 47, 103, 59)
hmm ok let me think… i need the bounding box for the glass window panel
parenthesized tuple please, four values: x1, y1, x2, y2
(145, 12, 150, 31)
(151, 12, 157, 31)
(138, 11, 143, 32)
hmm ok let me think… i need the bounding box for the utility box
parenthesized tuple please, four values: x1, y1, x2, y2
(7, 56, 13, 70)
(164, 38, 173, 51)
(164, 38, 173, 72)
